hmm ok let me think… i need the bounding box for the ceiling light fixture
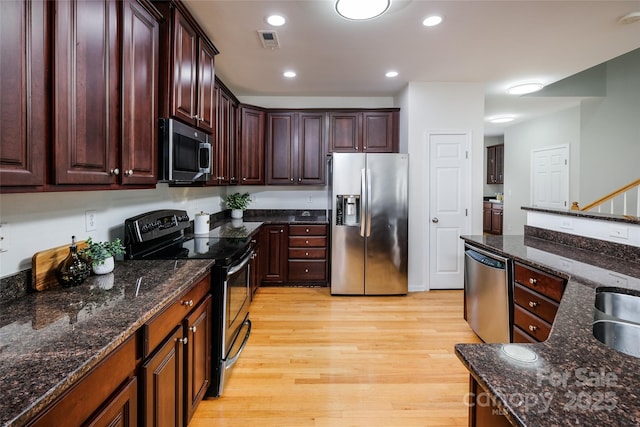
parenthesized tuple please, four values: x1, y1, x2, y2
(618, 11, 640, 25)
(422, 15, 443, 27)
(488, 115, 515, 124)
(335, 0, 390, 20)
(385, 71, 398, 78)
(507, 82, 544, 95)
(266, 14, 286, 26)
(283, 71, 296, 78)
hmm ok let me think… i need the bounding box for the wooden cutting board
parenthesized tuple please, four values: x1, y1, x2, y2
(32, 240, 88, 291)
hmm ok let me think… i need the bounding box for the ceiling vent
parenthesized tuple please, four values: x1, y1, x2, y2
(257, 30, 280, 49)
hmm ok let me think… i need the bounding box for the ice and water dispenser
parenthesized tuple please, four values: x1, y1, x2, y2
(335, 195, 360, 226)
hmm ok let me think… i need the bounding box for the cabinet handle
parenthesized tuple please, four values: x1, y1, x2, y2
(363, 146, 367, 150)
(177, 337, 188, 345)
(529, 278, 537, 285)
(305, 252, 309, 256)
(110, 168, 120, 176)
(189, 326, 197, 333)
(305, 268, 309, 273)
(355, 146, 358, 150)
(298, 178, 301, 182)
(305, 228, 310, 233)
(181, 299, 194, 307)
(243, 177, 247, 181)
(528, 325, 537, 332)
(124, 169, 133, 176)
(305, 240, 309, 244)
(280, 229, 284, 233)
(528, 301, 538, 308)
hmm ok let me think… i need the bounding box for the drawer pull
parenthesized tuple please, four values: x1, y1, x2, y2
(529, 277, 537, 285)
(305, 252, 309, 256)
(528, 325, 537, 332)
(305, 240, 309, 244)
(305, 269, 309, 273)
(189, 326, 197, 333)
(528, 301, 538, 308)
(177, 337, 188, 345)
(306, 228, 310, 233)
(181, 300, 194, 307)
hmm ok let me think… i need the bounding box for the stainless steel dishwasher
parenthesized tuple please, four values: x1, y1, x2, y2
(464, 243, 512, 343)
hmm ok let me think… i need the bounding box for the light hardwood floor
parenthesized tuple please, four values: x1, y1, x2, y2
(190, 287, 481, 427)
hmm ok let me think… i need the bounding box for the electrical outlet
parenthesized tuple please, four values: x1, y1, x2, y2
(85, 210, 97, 231)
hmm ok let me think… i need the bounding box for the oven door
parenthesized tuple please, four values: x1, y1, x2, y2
(218, 248, 253, 395)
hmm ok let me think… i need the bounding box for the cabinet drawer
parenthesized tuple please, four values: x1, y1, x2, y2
(288, 247, 326, 259)
(289, 224, 327, 236)
(289, 236, 327, 248)
(513, 305, 552, 342)
(514, 263, 566, 302)
(143, 275, 210, 357)
(288, 260, 327, 281)
(513, 283, 559, 324)
(512, 326, 537, 344)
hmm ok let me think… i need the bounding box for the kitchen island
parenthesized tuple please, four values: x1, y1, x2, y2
(457, 232, 640, 426)
(0, 259, 213, 426)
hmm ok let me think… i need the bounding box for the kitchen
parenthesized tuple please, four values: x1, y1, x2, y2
(2, 0, 640, 426)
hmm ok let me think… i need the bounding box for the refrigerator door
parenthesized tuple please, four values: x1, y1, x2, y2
(364, 154, 408, 295)
(330, 153, 366, 294)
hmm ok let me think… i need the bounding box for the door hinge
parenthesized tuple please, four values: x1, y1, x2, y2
(465, 208, 468, 216)
(465, 151, 469, 159)
(565, 159, 568, 165)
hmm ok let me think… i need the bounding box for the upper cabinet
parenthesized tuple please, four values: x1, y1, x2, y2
(169, 7, 217, 132)
(239, 105, 266, 185)
(328, 110, 399, 153)
(209, 79, 238, 185)
(0, 0, 48, 187)
(486, 144, 504, 184)
(266, 112, 326, 185)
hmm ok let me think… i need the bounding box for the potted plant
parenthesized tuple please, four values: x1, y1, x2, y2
(79, 237, 126, 275)
(225, 192, 251, 219)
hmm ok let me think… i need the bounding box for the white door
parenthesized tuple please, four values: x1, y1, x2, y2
(428, 132, 471, 290)
(531, 145, 569, 210)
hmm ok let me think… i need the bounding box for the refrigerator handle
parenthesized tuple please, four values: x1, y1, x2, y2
(366, 168, 372, 237)
(360, 168, 366, 237)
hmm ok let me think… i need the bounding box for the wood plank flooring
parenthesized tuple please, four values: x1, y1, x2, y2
(190, 287, 481, 427)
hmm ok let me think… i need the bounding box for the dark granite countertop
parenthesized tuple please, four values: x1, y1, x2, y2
(522, 206, 640, 225)
(0, 259, 213, 427)
(457, 234, 640, 426)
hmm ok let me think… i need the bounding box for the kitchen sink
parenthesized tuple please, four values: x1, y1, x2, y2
(593, 319, 640, 358)
(595, 290, 640, 324)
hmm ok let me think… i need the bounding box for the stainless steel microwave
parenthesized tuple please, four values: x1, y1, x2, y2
(158, 118, 212, 182)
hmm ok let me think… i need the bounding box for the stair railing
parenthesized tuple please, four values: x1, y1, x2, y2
(571, 178, 640, 219)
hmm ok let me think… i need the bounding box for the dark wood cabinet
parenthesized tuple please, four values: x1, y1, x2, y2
(266, 112, 326, 185)
(467, 376, 511, 427)
(239, 106, 266, 185)
(0, 0, 48, 187)
(328, 110, 398, 153)
(249, 233, 263, 298)
(85, 377, 138, 427)
(511, 262, 566, 343)
(262, 225, 288, 284)
(287, 224, 328, 284)
(483, 201, 503, 235)
(169, 7, 217, 133)
(209, 79, 238, 185)
(486, 144, 504, 184)
(184, 295, 212, 425)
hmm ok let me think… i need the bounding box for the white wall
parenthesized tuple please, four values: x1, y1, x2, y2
(503, 107, 581, 235)
(235, 186, 327, 210)
(403, 82, 485, 292)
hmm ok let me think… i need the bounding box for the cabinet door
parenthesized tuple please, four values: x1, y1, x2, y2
(250, 236, 262, 298)
(486, 145, 496, 184)
(171, 8, 197, 127)
(297, 113, 326, 184)
(142, 326, 184, 427)
(328, 112, 360, 152)
(184, 295, 212, 425)
(121, 0, 158, 186)
(0, 0, 47, 187)
(495, 144, 504, 184)
(212, 88, 233, 184)
(239, 106, 265, 185)
(266, 113, 295, 184)
(85, 377, 138, 427)
(53, 0, 119, 185)
(196, 40, 216, 133)
(262, 225, 288, 283)
(228, 100, 239, 184)
(362, 111, 396, 152)
(482, 203, 492, 233)
(491, 207, 503, 235)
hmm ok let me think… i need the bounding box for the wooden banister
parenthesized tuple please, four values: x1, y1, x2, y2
(579, 178, 640, 212)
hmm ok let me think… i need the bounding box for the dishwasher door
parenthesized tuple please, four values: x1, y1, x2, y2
(464, 244, 511, 343)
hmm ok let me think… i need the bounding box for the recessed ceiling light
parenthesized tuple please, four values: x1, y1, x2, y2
(283, 71, 296, 78)
(385, 71, 398, 78)
(422, 15, 443, 27)
(488, 115, 515, 124)
(507, 82, 544, 95)
(335, 0, 390, 20)
(266, 14, 286, 26)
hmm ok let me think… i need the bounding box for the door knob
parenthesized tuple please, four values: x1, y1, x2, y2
(432, 218, 439, 223)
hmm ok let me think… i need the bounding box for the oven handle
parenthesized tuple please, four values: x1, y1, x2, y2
(224, 319, 252, 369)
(227, 249, 254, 277)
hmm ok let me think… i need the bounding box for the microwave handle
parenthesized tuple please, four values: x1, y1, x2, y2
(198, 142, 212, 174)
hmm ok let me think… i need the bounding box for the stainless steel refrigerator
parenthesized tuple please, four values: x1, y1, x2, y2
(328, 153, 409, 295)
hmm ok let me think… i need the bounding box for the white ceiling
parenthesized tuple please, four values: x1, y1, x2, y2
(183, 0, 640, 136)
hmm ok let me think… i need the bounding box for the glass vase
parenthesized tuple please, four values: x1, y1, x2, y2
(56, 236, 91, 287)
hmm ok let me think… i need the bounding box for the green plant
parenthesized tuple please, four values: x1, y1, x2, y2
(79, 237, 126, 266)
(225, 192, 251, 210)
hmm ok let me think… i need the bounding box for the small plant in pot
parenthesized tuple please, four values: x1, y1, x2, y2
(79, 237, 126, 275)
(225, 192, 251, 219)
